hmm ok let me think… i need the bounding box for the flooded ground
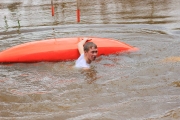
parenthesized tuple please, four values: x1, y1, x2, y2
(0, 0, 180, 120)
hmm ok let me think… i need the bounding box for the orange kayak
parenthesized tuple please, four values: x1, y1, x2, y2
(0, 37, 138, 63)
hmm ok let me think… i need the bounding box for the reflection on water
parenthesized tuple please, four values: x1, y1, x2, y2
(3, 16, 8, 31)
(0, 0, 180, 120)
(1, 0, 180, 33)
(81, 67, 99, 84)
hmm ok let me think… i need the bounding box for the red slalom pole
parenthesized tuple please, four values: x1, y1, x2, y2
(77, 9, 80, 22)
(51, 0, 54, 16)
(76, 0, 80, 22)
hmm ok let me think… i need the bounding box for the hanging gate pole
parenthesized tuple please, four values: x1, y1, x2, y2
(51, 0, 54, 16)
(76, 0, 80, 22)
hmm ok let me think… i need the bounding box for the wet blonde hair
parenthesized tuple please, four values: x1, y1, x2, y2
(84, 42, 97, 52)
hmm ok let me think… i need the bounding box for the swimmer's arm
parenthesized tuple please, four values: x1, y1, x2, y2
(77, 38, 91, 54)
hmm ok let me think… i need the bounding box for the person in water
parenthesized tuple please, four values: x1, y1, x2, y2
(75, 38, 98, 68)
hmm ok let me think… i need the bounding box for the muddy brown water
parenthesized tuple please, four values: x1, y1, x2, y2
(0, 0, 180, 120)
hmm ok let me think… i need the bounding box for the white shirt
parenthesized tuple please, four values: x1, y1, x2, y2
(75, 54, 90, 68)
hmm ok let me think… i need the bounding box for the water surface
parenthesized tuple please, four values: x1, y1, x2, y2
(0, 0, 180, 120)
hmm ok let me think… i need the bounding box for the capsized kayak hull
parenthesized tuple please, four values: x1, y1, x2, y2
(0, 37, 138, 63)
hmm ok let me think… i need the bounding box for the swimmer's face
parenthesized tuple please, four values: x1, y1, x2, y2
(85, 47, 98, 62)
